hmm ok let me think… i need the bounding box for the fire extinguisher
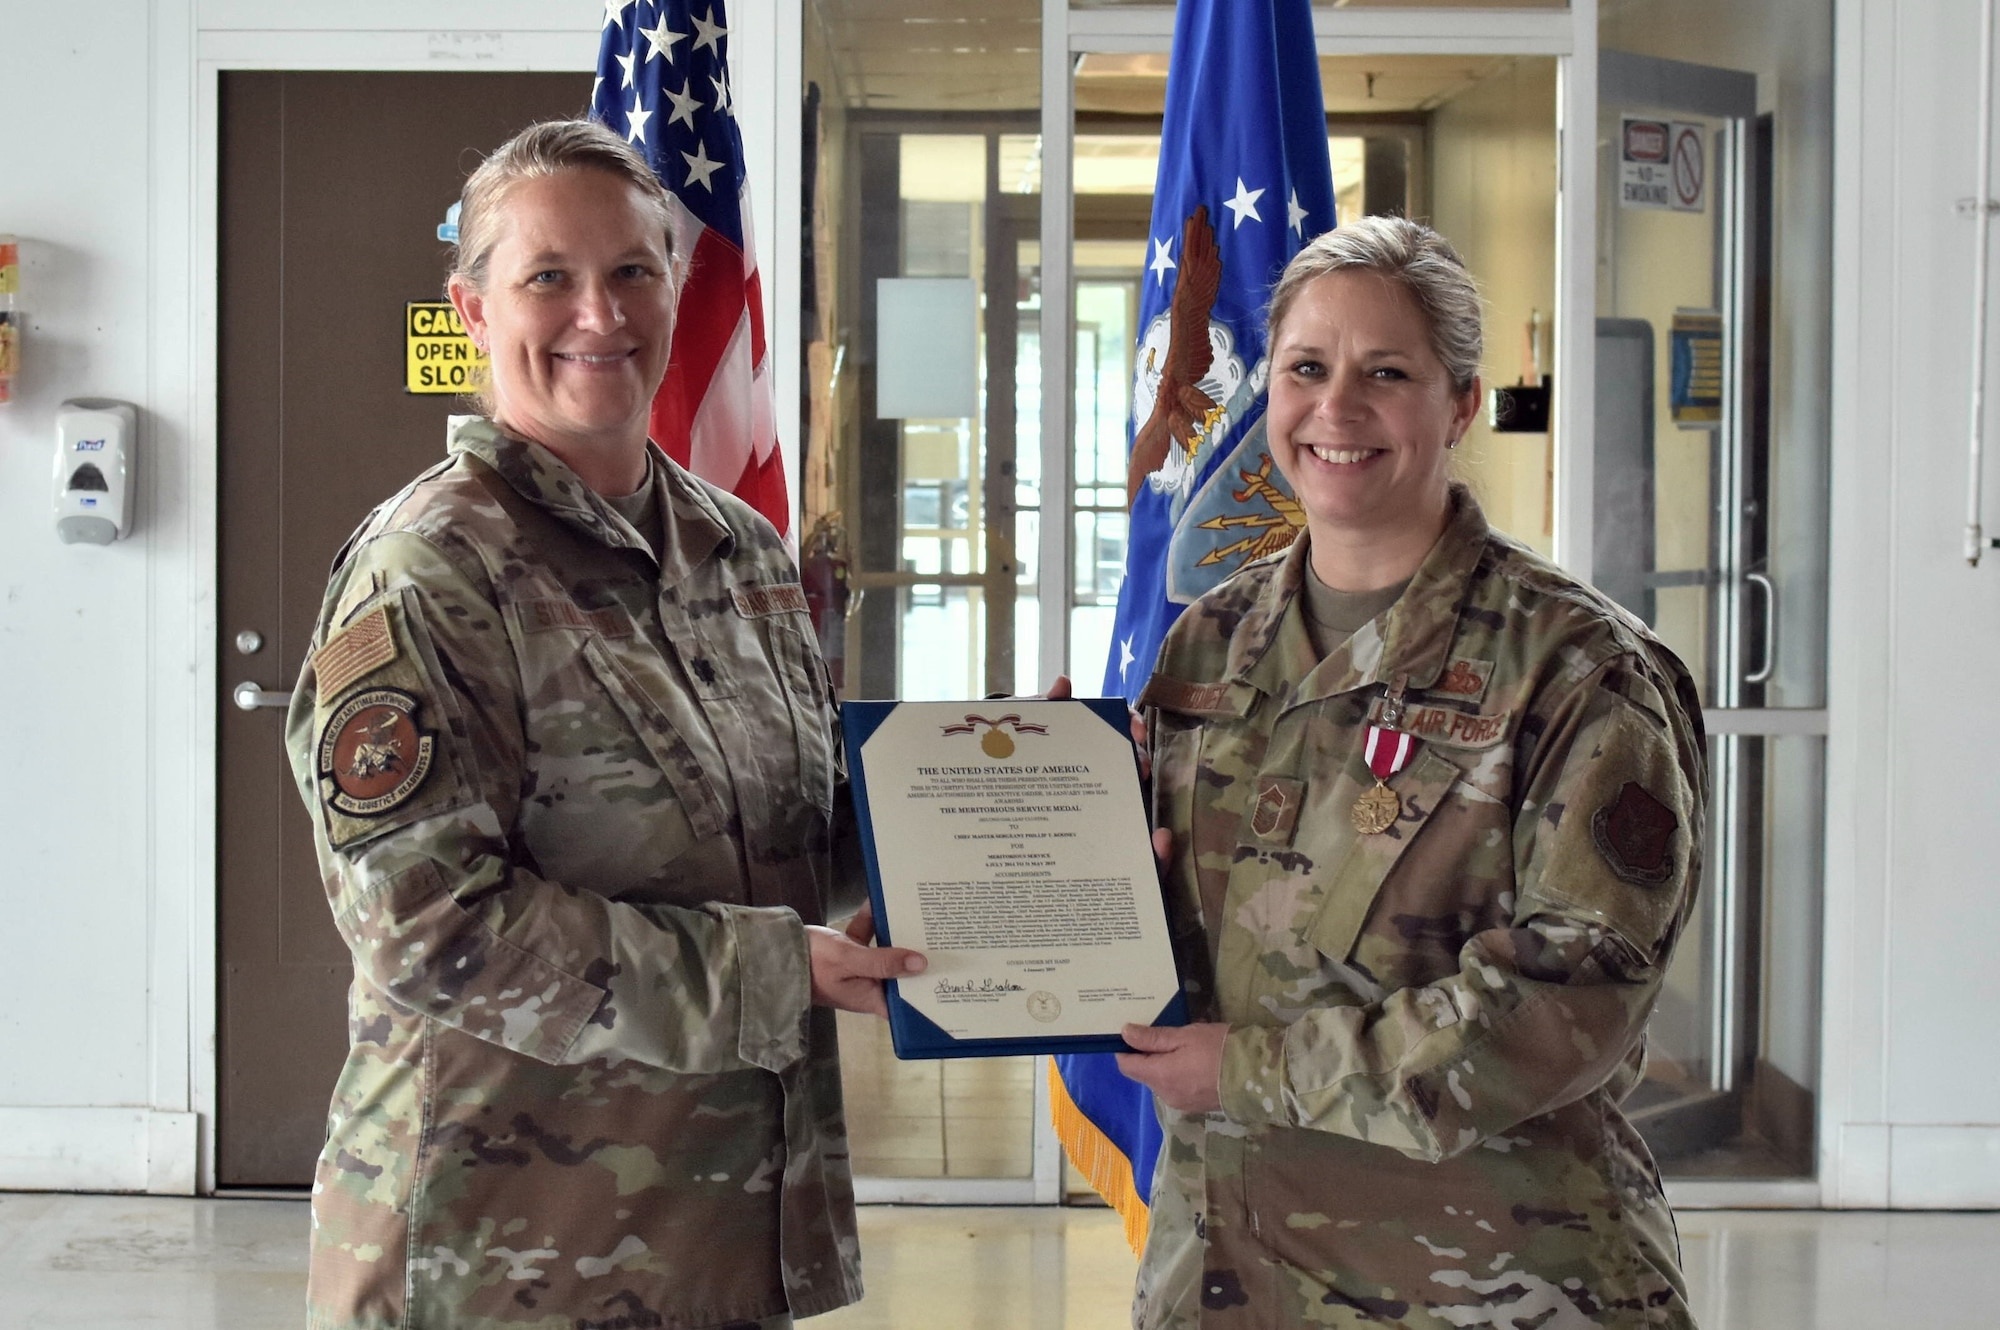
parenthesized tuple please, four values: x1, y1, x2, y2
(0, 236, 19, 404)
(800, 513, 851, 692)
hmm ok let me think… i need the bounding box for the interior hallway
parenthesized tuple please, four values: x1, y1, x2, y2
(3, 1193, 1996, 1328)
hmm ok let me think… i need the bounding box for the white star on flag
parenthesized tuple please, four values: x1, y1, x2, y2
(710, 73, 732, 116)
(602, 0, 634, 31)
(665, 80, 701, 129)
(692, 8, 727, 54)
(640, 14, 686, 63)
(1224, 177, 1265, 229)
(625, 95, 653, 144)
(1149, 236, 1177, 286)
(1118, 636, 1136, 683)
(1288, 189, 1308, 234)
(682, 140, 724, 191)
(615, 48, 637, 89)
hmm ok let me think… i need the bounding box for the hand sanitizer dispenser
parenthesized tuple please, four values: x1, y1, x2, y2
(55, 399, 136, 544)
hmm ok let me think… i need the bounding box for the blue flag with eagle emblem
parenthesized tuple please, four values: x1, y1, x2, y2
(1056, 0, 1335, 1255)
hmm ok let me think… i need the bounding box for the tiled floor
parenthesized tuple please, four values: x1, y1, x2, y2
(4, 1192, 2000, 1328)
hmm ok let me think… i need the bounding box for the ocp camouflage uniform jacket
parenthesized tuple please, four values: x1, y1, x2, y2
(284, 418, 862, 1330)
(1135, 488, 1706, 1329)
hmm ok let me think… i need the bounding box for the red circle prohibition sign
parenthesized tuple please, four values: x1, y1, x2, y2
(1672, 129, 1704, 208)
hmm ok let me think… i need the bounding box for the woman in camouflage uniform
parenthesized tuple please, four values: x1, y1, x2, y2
(284, 121, 921, 1330)
(1116, 216, 1707, 1328)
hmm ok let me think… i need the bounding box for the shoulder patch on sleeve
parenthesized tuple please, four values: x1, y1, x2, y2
(314, 604, 398, 700)
(1591, 781, 1678, 886)
(311, 593, 471, 852)
(318, 687, 436, 819)
(731, 582, 808, 618)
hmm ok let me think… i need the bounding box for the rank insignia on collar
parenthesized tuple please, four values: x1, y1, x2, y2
(317, 687, 435, 818)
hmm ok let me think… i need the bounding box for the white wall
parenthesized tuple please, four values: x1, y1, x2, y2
(1823, 0, 2000, 1207)
(0, 0, 791, 1195)
(0, 0, 200, 1194)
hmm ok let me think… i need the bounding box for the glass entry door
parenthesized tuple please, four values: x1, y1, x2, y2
(1596, 49, 1827, 1179)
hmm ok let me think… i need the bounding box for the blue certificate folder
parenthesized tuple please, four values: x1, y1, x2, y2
(841, 697, 1189, 1060)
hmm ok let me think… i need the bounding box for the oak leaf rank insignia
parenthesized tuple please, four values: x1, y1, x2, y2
(318, 687, 435, 818)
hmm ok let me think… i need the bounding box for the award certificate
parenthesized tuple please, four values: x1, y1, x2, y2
(841, 697, 1187, 1059)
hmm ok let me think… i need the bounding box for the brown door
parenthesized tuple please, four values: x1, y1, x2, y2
(217, 70, 589, 1187)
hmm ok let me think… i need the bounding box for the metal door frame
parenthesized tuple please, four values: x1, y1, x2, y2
(1043, 2, 1821, 1211)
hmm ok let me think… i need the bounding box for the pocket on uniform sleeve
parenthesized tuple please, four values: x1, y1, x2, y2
(1523, 697, 1697, 960)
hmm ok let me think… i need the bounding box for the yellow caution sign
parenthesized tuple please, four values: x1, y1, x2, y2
(405, 301, 487, 395)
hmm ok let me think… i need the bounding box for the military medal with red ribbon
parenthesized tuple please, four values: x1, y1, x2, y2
(1351, 677, 1417, 835)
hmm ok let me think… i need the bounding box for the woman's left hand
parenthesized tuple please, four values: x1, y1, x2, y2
(1116, 1021, 1228, 1114)
(807, 902, 926, 1018)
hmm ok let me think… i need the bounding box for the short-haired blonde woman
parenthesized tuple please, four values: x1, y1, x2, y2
(285, 119, 918, 1330)
(1117, 216, 1708, 1327)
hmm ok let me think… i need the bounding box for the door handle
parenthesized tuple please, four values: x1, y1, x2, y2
(1744, 571, 1776, 685)
(233, 680, 294, 711)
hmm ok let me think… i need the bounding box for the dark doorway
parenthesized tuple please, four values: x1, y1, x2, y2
(216, 70, 590, 1187)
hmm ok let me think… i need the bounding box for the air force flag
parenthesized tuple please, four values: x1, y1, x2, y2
(1102, 0, 1336, 704)
(1058, 0, 1336, 1254)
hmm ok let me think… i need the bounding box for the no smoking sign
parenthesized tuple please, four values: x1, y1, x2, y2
(1620, 116, 1708, 214)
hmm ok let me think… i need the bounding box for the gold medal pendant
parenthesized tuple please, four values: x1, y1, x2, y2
(1350, 781, 1401, 835)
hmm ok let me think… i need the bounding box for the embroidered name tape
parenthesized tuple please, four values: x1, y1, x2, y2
(732, 583, 809, 618)
(521, 598, 634, 638)
(1367, 698, 1512, 749)
(1138, 677, 1234, 716)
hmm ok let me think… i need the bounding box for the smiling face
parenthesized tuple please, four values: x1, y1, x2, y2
(448, 168, 675, 492)
(1265, 268, 1480, 587)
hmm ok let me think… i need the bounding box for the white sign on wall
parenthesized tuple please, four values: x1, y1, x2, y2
(876, 277, 979, 420)
(1620, 117, 1707, 213)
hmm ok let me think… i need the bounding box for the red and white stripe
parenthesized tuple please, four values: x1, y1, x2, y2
(1364, 724, 1416, 782)
(651, 188, 790, 538)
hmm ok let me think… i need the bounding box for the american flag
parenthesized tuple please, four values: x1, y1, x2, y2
(592, 0, 789, 537)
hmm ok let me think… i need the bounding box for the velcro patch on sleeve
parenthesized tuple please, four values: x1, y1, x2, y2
(1591, 780, 1678, 886)
(332, 569, 385, 628)
(314, 605, 398, 700)
(731, 582, 809, 618)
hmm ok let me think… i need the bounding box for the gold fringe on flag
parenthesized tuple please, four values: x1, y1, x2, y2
(1047, 1059, 1151, 1255)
